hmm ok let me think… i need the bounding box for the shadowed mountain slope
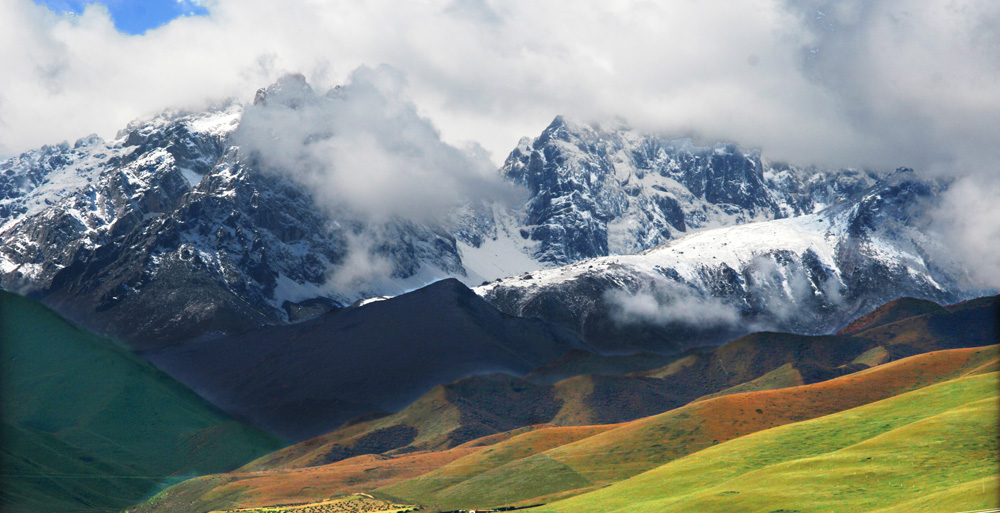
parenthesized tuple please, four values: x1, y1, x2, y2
(142, 278, 589, 440)
(848, 293, 999, 351)
(836, 296, 946, 335)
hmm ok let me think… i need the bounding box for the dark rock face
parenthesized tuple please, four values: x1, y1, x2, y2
(1, 102, 465, 348)
(495, 116, 885, 265)
(478, 174, 973, 353)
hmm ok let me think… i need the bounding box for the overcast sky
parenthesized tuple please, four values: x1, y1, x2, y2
(2, 0, 997, 172)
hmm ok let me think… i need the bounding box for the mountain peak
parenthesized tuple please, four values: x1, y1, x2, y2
(252, 73, 314, 108)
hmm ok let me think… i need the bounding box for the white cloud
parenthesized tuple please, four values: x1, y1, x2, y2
(1, 0, 996, 172)
(323, 231, 394, 294)
(232, 66, 510, 220)
(1, 0, 998, 277)
(929, 174, 1000, 289)
(605, 279, 742, 329)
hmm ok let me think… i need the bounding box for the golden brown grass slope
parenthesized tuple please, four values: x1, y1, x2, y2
(367, 344, 999, 510)
(440, 344, 999, 502)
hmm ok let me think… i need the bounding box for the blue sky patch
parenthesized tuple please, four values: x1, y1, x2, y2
(34, 0, 208, 35)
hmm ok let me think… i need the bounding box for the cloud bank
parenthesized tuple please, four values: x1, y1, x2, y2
(233, 66, 508, 220)
(930, 174, 1000, 288)
(606, 279, 742, 329)
(2, 0, 997, 286)
(2, 0, 997, 173)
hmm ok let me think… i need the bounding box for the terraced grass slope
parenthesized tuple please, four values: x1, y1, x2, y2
(535, 371, 999, 513)
(0, 291, 283, 513)
(207, 494, 417, 513)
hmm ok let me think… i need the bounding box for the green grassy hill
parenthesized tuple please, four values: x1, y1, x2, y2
(0, 290, 284, 513)
(376, 345, 997, 509)
(535, 371, 999, 513)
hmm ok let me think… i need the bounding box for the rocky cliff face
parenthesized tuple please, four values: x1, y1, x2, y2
(0, 95, 464, 347)
(486, 116, 883, 265)
(476, 172, 969, 352)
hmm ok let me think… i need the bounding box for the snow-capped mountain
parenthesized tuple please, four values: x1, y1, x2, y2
(477, 173, 970, 352)
(0, 75, 975, 347)
(0, 92, 465, 346)
(468, 116, 884, 266)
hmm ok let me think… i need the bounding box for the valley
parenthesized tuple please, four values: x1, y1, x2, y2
(123, 295, 998, 513)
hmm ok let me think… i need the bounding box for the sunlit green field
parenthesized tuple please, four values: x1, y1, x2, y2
(536, 372, 999, 513)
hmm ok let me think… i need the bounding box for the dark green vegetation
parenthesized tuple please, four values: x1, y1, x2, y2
(0, 290, 284, 513)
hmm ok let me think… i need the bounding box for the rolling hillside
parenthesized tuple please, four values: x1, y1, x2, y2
(535, 371, 999, 513)
(128, 342, 998, 512)
(378, 344, 998, 509)
(177, 295, 998, 476)
(0, 291, 283, 513)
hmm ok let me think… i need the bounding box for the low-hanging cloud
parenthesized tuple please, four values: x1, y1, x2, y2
(233, 66, 511, 220)
(606, 254, 850, 332)
(323, 231, 395, 294)
(929, 174, 1000, 289)
(605, 279, 742, 329)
